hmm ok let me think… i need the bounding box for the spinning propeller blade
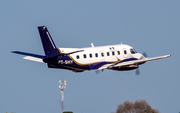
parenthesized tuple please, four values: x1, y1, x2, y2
(135, 68, 140, 75)
(143, 52, 148, 58)
(135, 52, 148, 75)
(95, 70, 100, 74)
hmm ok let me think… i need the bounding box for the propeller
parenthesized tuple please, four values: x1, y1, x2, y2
(142, 52, 148, 58)
(135, 68, 140, 75)
(95, 69, 104, 74)
(135, 52, 148, 75)
(95, 70, 100, 74)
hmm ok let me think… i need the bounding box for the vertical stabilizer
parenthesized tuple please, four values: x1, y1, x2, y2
(38, 26, 60, 57)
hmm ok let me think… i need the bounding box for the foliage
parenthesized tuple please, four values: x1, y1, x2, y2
(116, 100, 159, 113)
(63, 112, 73, 113)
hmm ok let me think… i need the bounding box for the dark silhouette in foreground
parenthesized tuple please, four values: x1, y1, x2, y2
(116, 100, 159, 113)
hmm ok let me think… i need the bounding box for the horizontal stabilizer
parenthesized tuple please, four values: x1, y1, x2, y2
(12, 51, 44, 58)
(12, 51, 44, 63)
(23, 56, 44, 63)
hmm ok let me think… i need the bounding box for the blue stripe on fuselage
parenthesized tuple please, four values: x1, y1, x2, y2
(55, 56, 138, 70)
(114, 58, 138, 65)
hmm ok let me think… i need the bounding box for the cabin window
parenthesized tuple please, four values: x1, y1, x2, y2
(117, 51, 120, 55)
(112, 51, 115, 56)
(76, 55, 80, 59)
(101, 52, 104, 57)
(107, 52, 110, 56)
(83, 54, 87, 58)
(95, 53, 98, 57)
(124, 50, 127, 54)
(89, 54, 92, 58)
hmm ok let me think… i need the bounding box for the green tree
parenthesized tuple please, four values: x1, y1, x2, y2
(116, 100, 159, 113)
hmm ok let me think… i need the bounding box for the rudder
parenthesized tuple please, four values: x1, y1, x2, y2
(38, 26, 60, 57)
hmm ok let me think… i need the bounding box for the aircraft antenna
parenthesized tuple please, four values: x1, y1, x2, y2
(91, 43, 94, 47)
(59, 80, 66, 113)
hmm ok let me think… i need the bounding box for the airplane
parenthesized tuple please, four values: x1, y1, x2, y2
(12, 25, 171, 74)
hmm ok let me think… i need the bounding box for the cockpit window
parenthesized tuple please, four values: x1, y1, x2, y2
(130, 48, 137, 54)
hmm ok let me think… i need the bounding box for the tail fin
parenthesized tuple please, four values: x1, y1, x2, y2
(38, 26, 60, 57)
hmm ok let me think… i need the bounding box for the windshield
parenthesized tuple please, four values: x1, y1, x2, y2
(130, 48, 137, 54)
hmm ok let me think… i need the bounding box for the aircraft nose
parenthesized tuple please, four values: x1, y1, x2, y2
(131, 53, 144, 60)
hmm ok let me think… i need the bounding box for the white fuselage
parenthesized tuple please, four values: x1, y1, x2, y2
(59, 44, 143, 65)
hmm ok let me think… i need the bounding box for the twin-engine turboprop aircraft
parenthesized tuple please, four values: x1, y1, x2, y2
(12, 26, 171, 73)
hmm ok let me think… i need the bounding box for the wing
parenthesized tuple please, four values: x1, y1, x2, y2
(97, 55, 171, 70)
(113, 55, 171, 67)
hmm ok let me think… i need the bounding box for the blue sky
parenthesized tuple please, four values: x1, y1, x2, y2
(1, 0, 180, 113)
